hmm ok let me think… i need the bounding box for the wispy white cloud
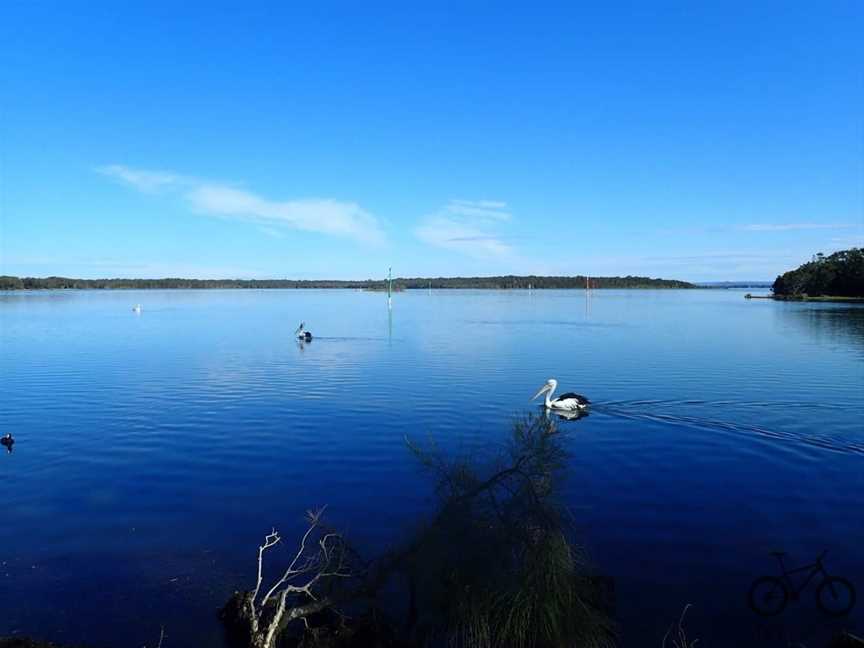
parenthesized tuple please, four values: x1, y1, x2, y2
(453, 199, 507, 209)
(257, 226, 285, 239)
(186, 185, 384, 244)
(738, 223, 858, 232)
(97, 164, 385, 244)
(446, 199, 512, 222)
(96, 164, 182, 193)
(416, 220, 512, 257)
(415, 200, 513, 258)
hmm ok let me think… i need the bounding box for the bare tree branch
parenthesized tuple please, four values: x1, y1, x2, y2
(251, 529, 281, 607)
(236, 508, 354, 648)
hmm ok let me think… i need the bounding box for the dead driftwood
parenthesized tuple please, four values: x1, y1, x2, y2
(220, 507, 360, 648)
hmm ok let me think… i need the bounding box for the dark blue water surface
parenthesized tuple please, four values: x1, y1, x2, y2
(1, 289, 862, 647)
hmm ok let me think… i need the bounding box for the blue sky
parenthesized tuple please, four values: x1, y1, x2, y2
(1, 1, 861, 281)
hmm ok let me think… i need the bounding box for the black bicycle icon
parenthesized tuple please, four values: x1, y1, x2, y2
(748, 550, 856, 617)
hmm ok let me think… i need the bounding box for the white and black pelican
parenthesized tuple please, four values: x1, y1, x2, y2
(132, 304, 142, 313)
(532, 378, 590, 411)
(295, 322, 313, 341)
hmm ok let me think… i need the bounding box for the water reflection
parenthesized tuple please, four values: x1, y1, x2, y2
(2, 289, 862, 647)
(778, 305, 864, 350)
(545, 407, 591, 422)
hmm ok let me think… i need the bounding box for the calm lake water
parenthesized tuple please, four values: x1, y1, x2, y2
(1, 289, 862, 647)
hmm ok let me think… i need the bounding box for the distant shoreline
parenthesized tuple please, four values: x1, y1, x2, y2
(0, 275, 695, 290)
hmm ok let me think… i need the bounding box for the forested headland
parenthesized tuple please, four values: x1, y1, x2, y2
(771, 248, 864, 299)
(0, 274, 694, 290)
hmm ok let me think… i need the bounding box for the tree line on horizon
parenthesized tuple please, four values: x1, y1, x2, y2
(771, 248, 863, 298)
(0, 274, 694, 290)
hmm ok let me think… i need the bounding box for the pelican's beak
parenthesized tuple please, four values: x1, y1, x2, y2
(531, 384, 549, 401)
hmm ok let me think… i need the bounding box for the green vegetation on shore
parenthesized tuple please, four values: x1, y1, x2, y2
(772, 248, 864, 299)
(0, 274, 693, 291)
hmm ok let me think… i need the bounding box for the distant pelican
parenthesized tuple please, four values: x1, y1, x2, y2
(531, 378, 590, 411)
(1, 433, 13, 452)
(132, 304, 142, 313)
(295, 322, 313, 341)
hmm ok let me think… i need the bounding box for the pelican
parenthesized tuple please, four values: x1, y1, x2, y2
(295, 322, 313, 341)
(132, 304, 142, 313)
(532, 378, 590, 411)
(1, 433, 13, 452)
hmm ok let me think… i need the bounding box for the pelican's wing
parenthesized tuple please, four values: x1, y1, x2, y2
(557, 392, 590, 405)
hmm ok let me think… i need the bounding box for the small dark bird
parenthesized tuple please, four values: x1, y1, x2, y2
(1, 433, 13, 452)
